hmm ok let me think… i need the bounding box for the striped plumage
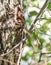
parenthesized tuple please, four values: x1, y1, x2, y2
(0, 0, 25, 65)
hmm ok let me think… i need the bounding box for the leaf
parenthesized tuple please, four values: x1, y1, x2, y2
(23, 5, 27, 9)
(26, 38, 32, 47)
(46, 44, 51, 51)
(40, 38, 45, 44)
(40, 22, 49, 34)
(47, 3, 51, 10)
(39, 19, 51, 34)
(21, 55, 28, 61)
(26, 50, 34, 57)
(29, 11, 38, 17)
(31, 32, 38, 40)
(45, 19, 51, 24)
(21, 50, 33, 61)
(25, 19, 31, 23)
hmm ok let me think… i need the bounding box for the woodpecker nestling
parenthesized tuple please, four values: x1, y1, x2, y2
(14, 4, 24, 30)
(14, 2, 25, 65)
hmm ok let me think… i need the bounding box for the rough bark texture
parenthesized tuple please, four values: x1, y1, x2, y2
(0, 0, 25, 65)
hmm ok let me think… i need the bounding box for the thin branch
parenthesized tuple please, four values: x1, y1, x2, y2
(23, 29, 31, 37)
(38, 18, 51, 20)
(0, 56, 16, 65)
(29, 0, 49, 32)
(1, 38, 26, 56)
(33, 51, 51, 55)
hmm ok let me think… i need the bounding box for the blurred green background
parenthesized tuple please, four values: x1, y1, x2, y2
(21, 0, 51, 65)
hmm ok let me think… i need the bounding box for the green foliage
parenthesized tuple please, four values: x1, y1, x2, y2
(29, 11, 38, 17)
(47, 3, 51, 10)
(45, 19, 51, 24)
(26, 38, 32, 47)
(47, 63, 51, 65)
(21, 55, 28, 61)
(40, 21, 49, 34)
(26, 50, 34, 57)
(31, 0, 36, 1)
(22, 50, 34, 61)
(31, 32, 38, 40)
(39, 19, 51, 34)
(23, 4, 27, 9)
(25, 19, 31, 24)
(22, 0, 51, 63)
(38, 38, 45, 50)
(46, 44, 51, 51)
(39, 38, 45, 44)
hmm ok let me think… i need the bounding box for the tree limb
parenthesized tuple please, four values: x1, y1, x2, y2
(29, 0, 49, 32)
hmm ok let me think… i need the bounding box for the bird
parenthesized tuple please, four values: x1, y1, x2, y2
(13, 3, 25, 65)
